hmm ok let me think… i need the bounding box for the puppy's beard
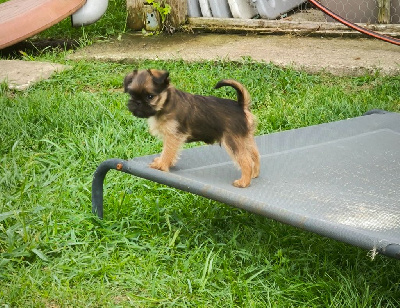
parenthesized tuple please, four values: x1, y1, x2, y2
(135, 110, 153, 118)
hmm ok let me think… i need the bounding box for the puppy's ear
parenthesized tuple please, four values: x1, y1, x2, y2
(148, 69, 169, 86)
(123, 70, 137, 92)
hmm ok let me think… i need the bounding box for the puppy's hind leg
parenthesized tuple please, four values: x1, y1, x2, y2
(249, 137, 260, 179)
(233, 154, 253, 188)
(150, 133, 186, 171)
(222, 137, 253, 188)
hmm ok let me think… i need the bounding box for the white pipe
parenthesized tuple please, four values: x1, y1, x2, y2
(71, 0, 109, 27)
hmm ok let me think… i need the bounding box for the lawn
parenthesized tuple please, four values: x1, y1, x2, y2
(1, 0, 400, 307)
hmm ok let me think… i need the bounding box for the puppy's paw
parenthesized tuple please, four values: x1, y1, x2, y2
(149, 157, 170, 172)
(252, 169, 260, 179)
(233, 178, 250, 188)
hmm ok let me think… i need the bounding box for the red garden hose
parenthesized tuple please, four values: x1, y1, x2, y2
(308, 0, 400, 46)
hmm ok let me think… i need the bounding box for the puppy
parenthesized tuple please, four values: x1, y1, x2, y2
(124, 69, 260, 188)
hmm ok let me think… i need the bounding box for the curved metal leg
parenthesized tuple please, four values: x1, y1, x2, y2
(91, 158, 126, 219)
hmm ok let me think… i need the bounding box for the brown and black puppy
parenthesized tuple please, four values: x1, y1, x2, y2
(124, 69, 260, 188)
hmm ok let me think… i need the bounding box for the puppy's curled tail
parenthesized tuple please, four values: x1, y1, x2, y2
(214, 79, 251, 110)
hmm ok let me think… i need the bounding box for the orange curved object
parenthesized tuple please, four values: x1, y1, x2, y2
(0, 0, 86, 49)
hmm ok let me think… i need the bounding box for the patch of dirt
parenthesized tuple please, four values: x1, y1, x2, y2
(69, 32, 400, 76)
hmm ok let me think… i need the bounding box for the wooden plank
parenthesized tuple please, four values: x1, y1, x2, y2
(166, 0, 187, 27)
(187, 17, 400, 38)
(126, 0, 146, 31)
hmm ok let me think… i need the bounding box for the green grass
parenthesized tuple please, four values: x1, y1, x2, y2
(1, 0, 400, 306)
(1, 59, 400, 307)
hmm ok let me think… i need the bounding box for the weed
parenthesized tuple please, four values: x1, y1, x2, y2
(146, 0, 171, 25)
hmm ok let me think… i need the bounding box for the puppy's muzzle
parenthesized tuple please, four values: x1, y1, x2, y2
(127, 101, 156, 119)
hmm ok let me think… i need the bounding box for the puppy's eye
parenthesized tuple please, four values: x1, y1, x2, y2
(146, 94, 154, 100)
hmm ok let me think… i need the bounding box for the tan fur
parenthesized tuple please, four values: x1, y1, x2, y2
(221, 132, 260, 187)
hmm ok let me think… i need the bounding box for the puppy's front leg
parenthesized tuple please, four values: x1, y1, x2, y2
(150, 134, 185, 171)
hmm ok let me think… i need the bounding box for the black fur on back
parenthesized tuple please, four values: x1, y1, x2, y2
(159, 88, 249, 144)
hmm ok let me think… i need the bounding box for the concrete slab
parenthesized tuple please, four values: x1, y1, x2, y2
(0, 60, 70, 90)
(68, 33, 400, 76)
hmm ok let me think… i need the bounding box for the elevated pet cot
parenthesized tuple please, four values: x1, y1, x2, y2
(92, 110, 400, 259)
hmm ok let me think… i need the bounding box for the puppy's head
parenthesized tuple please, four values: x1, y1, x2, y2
(124, 69, 170, 118)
